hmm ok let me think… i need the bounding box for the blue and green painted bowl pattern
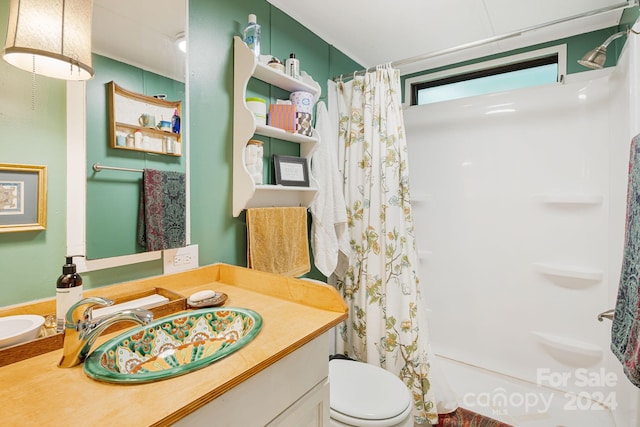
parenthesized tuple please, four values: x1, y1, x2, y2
(84, 307, 263, 383)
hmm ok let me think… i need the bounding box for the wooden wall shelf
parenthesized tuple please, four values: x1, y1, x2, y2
(108, 81, 183, 156)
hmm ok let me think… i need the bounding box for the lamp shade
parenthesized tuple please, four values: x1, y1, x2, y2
(2, 0, 94, 80)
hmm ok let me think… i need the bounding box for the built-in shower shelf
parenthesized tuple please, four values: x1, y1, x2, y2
(531, 331, 603, 366)
(533, 262, 603, 282)
(534, 194, 603, 205)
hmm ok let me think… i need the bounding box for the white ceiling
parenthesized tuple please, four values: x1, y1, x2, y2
(267, 0, 631, 75)
(90, 0, 632, 80)
(92, 0, 186, 82)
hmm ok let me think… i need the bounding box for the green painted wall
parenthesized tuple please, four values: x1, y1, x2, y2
(0, 1, 68, 305)
(0, 0, 360, 306)
(187, 0, 361, 279)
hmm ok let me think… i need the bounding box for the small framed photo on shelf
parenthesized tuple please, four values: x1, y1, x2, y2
(0, 163, 47, 233)
(273, 155, 309, 187)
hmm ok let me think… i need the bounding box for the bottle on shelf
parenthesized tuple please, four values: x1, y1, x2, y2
(243, 14, 261, 57)
(286, 53, 300, 79)
(171, 109, 181, 134)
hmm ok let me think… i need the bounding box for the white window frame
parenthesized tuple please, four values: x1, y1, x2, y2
(403, 45, 567, 107)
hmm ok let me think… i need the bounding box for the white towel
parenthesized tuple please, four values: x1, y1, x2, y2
(328, 81, 350, 279)
(310, 100, 349, 278)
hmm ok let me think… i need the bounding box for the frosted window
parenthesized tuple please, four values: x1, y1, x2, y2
(413, 56, 559, 105)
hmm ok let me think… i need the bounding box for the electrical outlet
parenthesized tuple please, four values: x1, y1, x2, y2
(173, 254, 192, 266)
(163, 244, 199, 274)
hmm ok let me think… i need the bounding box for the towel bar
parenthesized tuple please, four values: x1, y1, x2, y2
(597, 309, 615, 322)
(93, 163, 143, 173)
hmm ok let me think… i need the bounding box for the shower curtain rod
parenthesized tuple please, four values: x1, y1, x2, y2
(333, 0, 637, 81)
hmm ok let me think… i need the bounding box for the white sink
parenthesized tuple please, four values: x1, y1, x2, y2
(0, 315, 45, 349)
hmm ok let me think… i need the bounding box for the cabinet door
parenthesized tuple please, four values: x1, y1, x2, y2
(172, 333, 330, 427)
(266, 379, 330, 427)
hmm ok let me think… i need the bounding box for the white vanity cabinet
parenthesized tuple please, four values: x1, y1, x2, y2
(232, 36, 321, 217)
(173, 332, 331, 426)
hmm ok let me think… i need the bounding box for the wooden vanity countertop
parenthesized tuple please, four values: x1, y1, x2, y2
(0, 264, 347, 426)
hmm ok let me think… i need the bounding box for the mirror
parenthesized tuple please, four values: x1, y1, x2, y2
(67, 0, 187, 270)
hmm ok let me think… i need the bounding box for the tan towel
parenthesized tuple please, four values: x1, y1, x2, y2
(246, 207, 310, 277)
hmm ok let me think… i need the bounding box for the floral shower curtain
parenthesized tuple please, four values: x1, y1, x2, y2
(335, 65, 438, 425)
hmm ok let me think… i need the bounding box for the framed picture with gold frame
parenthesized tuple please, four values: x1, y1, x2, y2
(0, 163, 47, 233)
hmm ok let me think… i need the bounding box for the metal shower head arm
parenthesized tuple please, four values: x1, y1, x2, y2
(600, 29, 628, 48)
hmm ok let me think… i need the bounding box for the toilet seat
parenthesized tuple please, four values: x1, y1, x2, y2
(329, 359, 413, 427)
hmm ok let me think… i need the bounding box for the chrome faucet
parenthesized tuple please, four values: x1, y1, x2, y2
(58, 297, 153, 368)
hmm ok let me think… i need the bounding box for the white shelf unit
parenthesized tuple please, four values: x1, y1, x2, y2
(233, 36, 321, 217)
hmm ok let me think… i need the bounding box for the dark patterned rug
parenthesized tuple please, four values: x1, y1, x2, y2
(435, 407, 513, 427)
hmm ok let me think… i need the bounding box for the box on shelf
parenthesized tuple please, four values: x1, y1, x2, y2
(296, 112, 313, 136)
(268, 104, 297, 132)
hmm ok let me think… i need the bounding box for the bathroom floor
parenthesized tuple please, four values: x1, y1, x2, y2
(435, 407, 513, 427)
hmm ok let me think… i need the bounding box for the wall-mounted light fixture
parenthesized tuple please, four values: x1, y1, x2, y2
(578, 27, 639, 70)
(175, 32, 186, 53)
(2, 0, 94, 80)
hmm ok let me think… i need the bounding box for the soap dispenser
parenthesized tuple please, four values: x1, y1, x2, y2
(56, 255, 84, 333)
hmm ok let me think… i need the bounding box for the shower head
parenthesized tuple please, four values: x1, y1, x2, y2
(578, 29, 628, 70)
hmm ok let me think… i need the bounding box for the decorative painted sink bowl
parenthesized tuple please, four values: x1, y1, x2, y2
(84, 307, 262, 383)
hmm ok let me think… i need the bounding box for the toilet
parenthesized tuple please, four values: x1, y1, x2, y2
(329, 359, 414, 426)
(299, 278, 413, 426)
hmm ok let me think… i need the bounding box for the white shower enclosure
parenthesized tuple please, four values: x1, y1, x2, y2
(404, 35, 640, 426)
